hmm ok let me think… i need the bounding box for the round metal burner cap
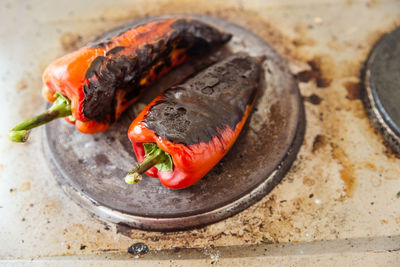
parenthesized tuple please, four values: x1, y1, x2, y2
(43, 15, 305, 231)
(363, 26, 400, 153)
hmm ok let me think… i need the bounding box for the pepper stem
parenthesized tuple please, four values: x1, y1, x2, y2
(125, 145, 172, 184)
(8, 93, 72, 142)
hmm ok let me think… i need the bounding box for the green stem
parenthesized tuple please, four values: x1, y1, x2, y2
(125, 146, 171, 184)
(9, 93, 72, 142)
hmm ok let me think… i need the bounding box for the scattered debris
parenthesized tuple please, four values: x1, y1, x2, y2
(128, 243, 149, 255)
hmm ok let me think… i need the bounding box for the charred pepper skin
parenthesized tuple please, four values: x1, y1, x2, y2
(128, 53, 261, 189)
(42, 18, 232, 134)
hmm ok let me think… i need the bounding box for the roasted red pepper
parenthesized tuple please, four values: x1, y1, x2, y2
(9, 18, 231, 142)
(126, 53, 261, 189)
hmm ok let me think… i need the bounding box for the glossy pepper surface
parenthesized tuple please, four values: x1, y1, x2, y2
(127, 53, 261, 189)
(9, 17, 231, 141)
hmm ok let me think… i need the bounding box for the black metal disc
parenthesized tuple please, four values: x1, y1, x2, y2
(362, 26, 400, 153)
(43, 15, 305, 231)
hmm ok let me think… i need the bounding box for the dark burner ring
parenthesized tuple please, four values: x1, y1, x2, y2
(362, 26, 400, 153)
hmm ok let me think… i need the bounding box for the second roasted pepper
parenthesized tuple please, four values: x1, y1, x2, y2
(126, 53, 261, 189)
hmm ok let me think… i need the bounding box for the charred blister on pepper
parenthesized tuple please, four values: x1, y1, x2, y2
(9, 18, 232, 142)
(127, 53, 261, 189)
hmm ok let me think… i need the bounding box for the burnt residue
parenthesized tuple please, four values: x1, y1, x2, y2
(312, 134, 328, 153)
(127, 242, 149, 255)
(116, 223, 132, 236)
(94, 154, 110, 165)
(331, 143, 357, 197)
(304, 94, 323, 105)
(144, 53, 261, 145)
(82, 18, 232, 122)
(295, 58, 332, 88)
(344, 80, 361, 100)
(295, 70, 314, 83)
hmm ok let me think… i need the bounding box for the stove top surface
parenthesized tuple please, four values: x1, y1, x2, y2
(1, 0, 400, 264)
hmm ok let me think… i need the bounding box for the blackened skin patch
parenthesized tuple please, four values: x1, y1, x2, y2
(82, 18, 232, 122)
(144, 53, 261, 145)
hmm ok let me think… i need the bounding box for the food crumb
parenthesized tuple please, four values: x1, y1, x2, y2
(66, 245, 71, 249)
(80, 244, 87, 250)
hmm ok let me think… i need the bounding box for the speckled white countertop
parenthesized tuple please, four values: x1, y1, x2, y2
(1, 0, 400, 265)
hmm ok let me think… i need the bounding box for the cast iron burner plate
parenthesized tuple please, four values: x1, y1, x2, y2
(363, 26, 400, 154)
(43, 15, 305, 231)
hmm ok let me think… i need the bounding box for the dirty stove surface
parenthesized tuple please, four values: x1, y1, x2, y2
(1, 0, 400, 263)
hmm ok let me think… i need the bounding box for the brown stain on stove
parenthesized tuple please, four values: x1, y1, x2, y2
(306, 56, 333, 88)
(60, 32, 83, 52)
(42, 198, 62, 216)
(312, 134, 328, 153)
(364, 162, 377, 171)
(292, 24, 317, 47)
(304, 94, 323, 105)
(303, 178, 315, 186)
(331, 143, 357, 198)
(343, 81, 361, 100)
(294, 56, 334, 88)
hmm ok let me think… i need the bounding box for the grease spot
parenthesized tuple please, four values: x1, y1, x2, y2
(308, 57, 333, 88)
(364, 162, 377, 171)
(304, 94, 323, 105)
(331, 143, 357, 197)
(343, 81, 360, 100)
(303, 178, 315, 186)
(312, 134, 328, 153)
(295, 57, 332, 88)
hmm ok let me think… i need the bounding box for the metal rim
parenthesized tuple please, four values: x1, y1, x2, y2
(361, 28, 400, 154)
(42, 14, 306, 231)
